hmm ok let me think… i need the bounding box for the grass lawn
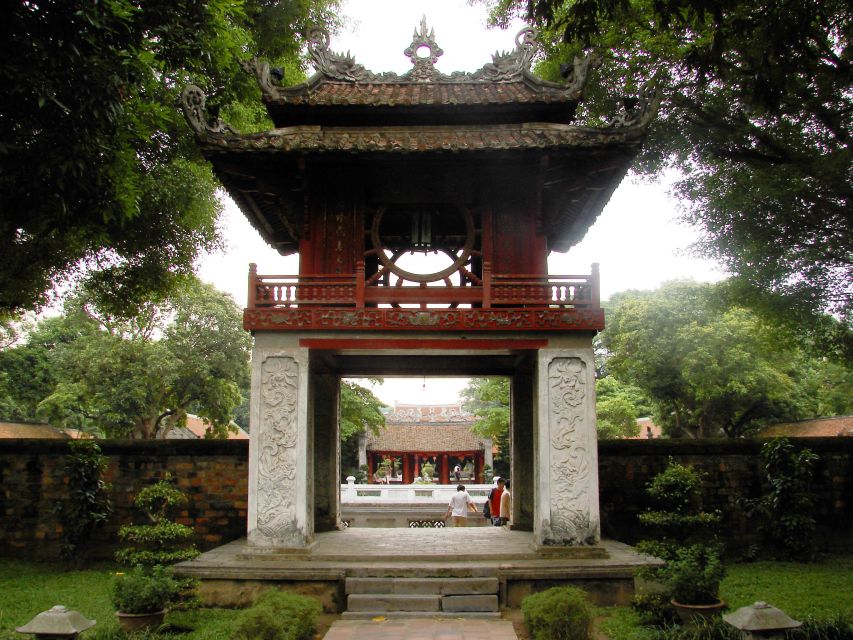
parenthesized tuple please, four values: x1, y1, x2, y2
(0, 559, 243, 640)
(598, 554, 853, 640)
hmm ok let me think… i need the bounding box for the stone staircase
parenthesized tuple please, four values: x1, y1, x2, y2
(342, 575, 501, 619)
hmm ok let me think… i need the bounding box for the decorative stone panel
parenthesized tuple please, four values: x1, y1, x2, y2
(247, 349, 312, 547)
(535, 350, 600, 546)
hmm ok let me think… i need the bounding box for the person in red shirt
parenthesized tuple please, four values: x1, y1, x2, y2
(489, 478, 505, 526)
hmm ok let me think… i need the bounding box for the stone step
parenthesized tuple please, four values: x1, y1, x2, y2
(443, 594, 500, 612)
(347, 594, 441, 613)
(341, 611, 503, 620)
(346, 576, 499, 596)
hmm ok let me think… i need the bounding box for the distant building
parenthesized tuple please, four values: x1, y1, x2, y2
(362, 403, 492, 484)
(628, 417, 663, 439)
(758, 415, 853, 438)
(0, 421, 69, 439)
(166, 414, 249, 440)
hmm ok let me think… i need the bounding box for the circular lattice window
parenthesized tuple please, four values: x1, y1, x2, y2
(367, 205, 478, 284)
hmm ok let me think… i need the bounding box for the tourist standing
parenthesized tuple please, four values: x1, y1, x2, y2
(499, 479, 511, 526)
(445, 484, 476, 527)
(489, 478, 505, 526)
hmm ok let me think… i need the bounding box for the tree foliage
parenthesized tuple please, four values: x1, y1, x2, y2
(482, 0, 852, 336)
(0, 0, 340, 315)
(339, 379, 386, 478)
(595, 376, 647, 438)
(601, 280, 852, 438)
(27, 278, 251, 438)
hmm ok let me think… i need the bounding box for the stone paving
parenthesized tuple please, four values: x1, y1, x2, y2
(321, 617, 518, 640)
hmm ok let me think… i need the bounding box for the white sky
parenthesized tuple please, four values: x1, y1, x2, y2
(197, 0, 726, 406)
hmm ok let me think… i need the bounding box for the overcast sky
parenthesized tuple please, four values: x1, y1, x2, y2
(197, 0, 726, 406)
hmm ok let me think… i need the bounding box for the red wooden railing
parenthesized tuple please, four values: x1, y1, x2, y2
(248, 262, 600, 310)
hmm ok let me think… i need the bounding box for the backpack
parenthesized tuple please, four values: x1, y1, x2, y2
(483, 489, 493, 519)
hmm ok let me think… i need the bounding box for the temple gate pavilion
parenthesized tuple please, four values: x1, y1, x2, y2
(181, 20, 657, 550)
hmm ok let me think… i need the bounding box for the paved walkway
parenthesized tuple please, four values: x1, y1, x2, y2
(322, 618, 518, 639)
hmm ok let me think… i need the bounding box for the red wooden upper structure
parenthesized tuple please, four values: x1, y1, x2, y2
(182, 21, 657, 332)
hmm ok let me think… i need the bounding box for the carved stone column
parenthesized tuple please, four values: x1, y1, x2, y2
(535, 349, 600, 546)
(247, 348, 313, 548)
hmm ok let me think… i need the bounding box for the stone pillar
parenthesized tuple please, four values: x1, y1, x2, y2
(534, 349, 600, 546)
(311, 370, 340, 532)
(483, 439, 493, 470)
(247, 347, 313, 548)
(511, 362, 535, 531)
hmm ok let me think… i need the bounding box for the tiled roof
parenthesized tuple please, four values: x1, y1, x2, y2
(367, 423, 486, 453)
(271, 79, 574, 108)
(386, 403, 474, 426)
(0, 421, 69, 439)
(178, 415, 250, 440)
(759, 415, 853, 438)
(199, 123, 643, 155)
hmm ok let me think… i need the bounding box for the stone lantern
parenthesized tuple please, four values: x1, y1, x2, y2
(724, 602, 802, 640)
(15, 605, 95, 639)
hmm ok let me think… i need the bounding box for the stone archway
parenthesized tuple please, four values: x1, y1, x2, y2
(246, 333, 600, 550)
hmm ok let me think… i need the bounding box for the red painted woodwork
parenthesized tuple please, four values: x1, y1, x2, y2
(299, 339, 548, 350)
(244, 306, 604, 332)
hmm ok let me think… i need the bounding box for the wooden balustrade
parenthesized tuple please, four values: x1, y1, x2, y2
(249, 266, 600, 310)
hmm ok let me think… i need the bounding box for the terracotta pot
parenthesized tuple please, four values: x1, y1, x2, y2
(671, 599, 726, 624)
(115, 609, 166, 632)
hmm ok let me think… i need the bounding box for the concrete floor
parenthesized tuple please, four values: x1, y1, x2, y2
(322, 617, 519, 640)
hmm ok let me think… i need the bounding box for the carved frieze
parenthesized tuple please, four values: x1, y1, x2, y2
(544, 357, 598, 544)
(243, 308, 605, 332)
(256, 355, 300, 541)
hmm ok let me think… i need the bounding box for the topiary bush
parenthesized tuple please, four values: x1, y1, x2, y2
(112, 565, 179, 614)
(116, 474, 199, 567)
(521, 586, 591, 640)
(231, 589, 322, 640)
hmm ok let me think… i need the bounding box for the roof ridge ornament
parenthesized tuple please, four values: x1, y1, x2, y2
(298, 23, 549, 85)
(607, 82, 661, 128)
(180, 85, 234, 135)
(403, 16, 444, 82)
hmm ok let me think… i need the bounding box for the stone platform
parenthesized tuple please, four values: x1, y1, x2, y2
(175, 528, 659, 611)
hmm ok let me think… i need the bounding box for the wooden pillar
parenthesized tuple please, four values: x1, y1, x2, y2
(475, 453, 483, 483)
(402, 454, 412, 485)
(440, 454, 449, 485)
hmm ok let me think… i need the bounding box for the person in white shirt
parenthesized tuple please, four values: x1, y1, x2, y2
(444, 484, 476, 527)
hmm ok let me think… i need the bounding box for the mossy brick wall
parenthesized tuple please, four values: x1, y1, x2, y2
(1, 437, 850, 559)
(0, 439, 248, 560)
(598, 438, 853, 554)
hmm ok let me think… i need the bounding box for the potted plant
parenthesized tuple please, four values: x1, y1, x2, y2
(112, 565, 178, 632)
(666, 544, 726, 623)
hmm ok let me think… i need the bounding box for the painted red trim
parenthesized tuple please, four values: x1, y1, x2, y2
(243, 307, 605, 332)
(298, 338, 548, 350)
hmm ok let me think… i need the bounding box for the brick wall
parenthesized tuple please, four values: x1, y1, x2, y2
(0, 439, 248, 560)
(1, 438, 850, 559)
(598, 438, 853, 553)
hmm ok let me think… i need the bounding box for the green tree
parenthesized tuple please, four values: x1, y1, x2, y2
(37, 278, 251, 438)
(482, 0, 852, 345)
(1, 0, 340, 315)
(602, 280, 845, 438)
(339, 379, 386, 478)
(595, 376, 646, 439)
(0, 312, 96, 423)
(462, 377, 511, 477)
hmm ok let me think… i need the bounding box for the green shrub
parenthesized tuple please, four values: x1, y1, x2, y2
(791, 616, 853, 640)
(653, 617, 740, 640)
(57, 440, 112, 561)
(112, 565, 179, 614)
(231, 589, 322, 640)
(741, 438, 820, 561)
(521, 586, 592, 640)
(631, 592, 678, 626)
(668, 544, 726, 605)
